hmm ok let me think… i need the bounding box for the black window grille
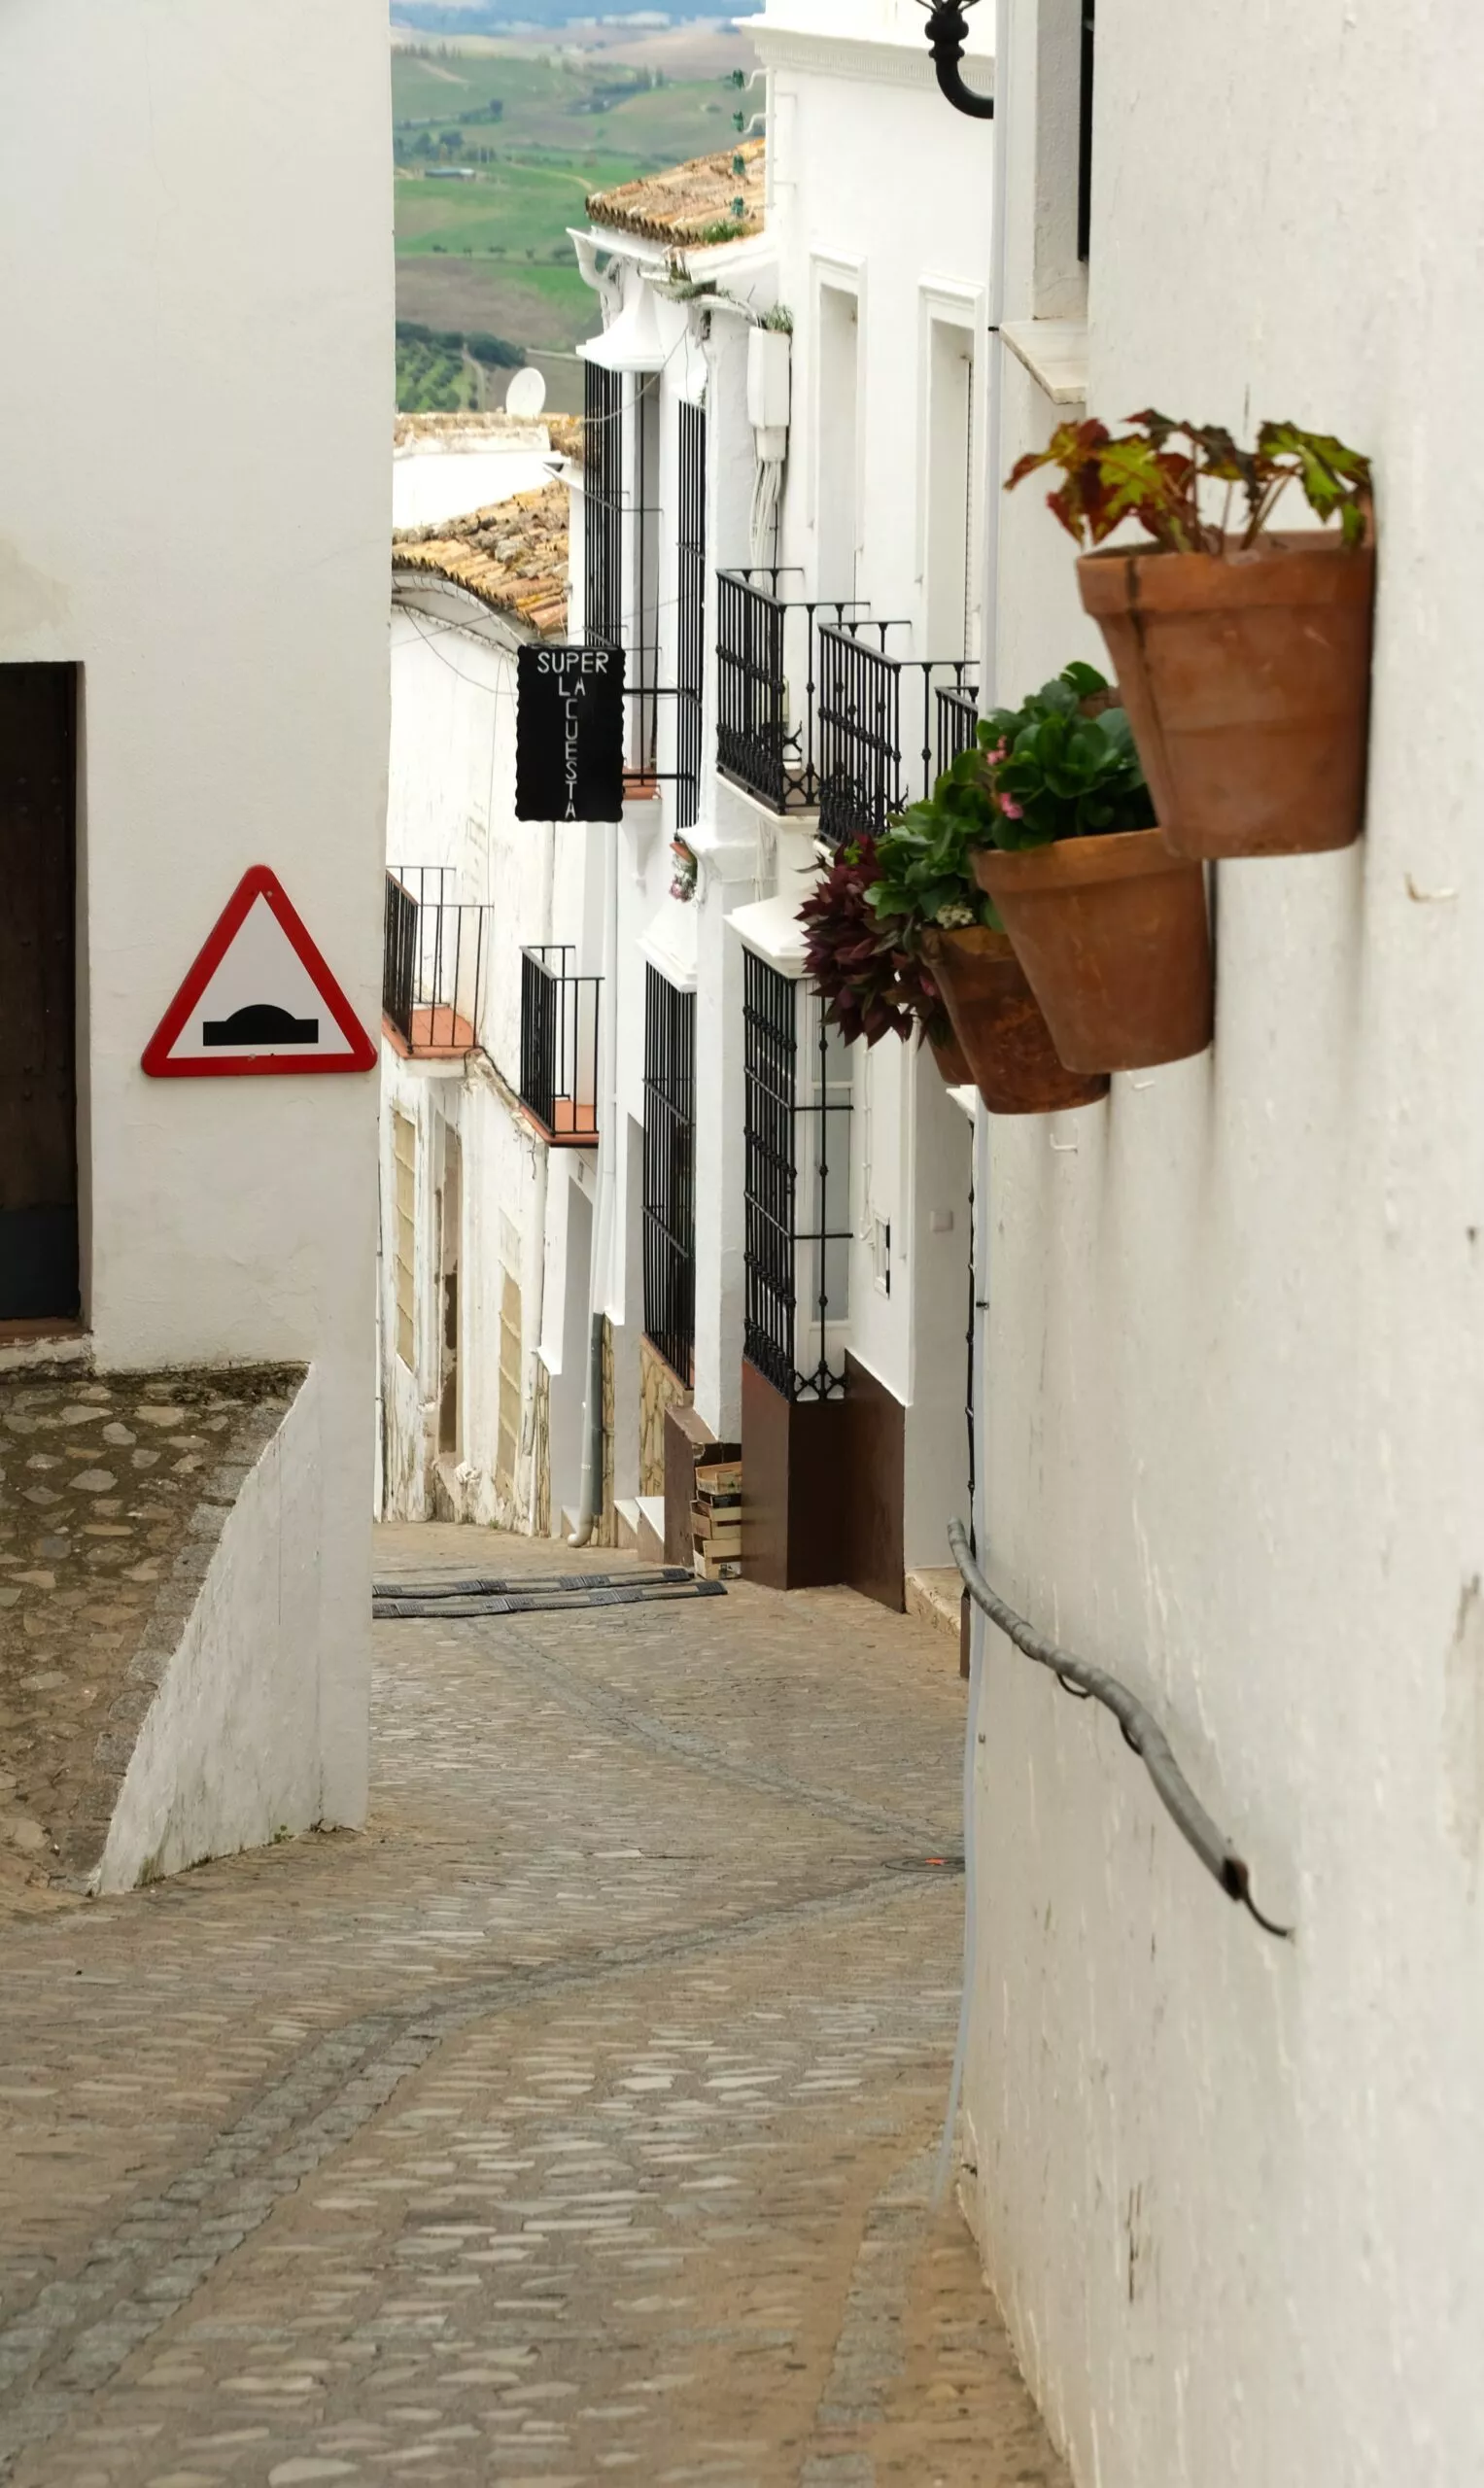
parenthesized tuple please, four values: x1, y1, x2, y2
(583, 362, 623, 652)
(817, 630, 979, 845)
(383, 866, 490, 1054)
(519, 945, 600, 1147)
(1078, 0, 1095, 262)
(742, 953, 851, 1402)
(641, 965, 697, 1384)
(675, 402, 707, 831)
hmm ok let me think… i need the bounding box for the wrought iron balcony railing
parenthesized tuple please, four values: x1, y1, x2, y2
(935, 680, 982, 778)
(383, 867, 490, 1055)
(715, 570, 878, 813)
(817, 631, 979, 847)
(519, 945, 600, 1147)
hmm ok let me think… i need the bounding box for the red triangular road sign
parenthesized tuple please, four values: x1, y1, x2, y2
(142, 866, 377, 1078)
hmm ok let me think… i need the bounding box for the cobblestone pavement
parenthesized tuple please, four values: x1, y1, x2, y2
(0, 1524, 1068, 2488)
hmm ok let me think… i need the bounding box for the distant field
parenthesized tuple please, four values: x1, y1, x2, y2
(392, 28, 756, 410)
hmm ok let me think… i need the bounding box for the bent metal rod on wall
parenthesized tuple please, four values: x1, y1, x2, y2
(948, 1519, 1293, 1940)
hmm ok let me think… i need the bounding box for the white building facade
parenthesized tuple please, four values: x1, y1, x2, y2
(547, 0, 997, 1591)
(379, 449, 600, 1538)
(379, 11, 996, 1592)
(949, 3, 1484, 2485)
(0, 0, 391, 1877)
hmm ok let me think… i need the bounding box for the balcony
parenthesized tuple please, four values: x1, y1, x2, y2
(383, 868, 490, 1057)
(519, 946, 600, 1147)
(715, 570, 869, 813)
(935, 680, 982, 777)
(817, 631, 978, 847)
(716, 573, 977, 843)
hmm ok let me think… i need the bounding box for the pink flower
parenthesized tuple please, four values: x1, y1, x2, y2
(998, 795, 1023, 820)
(984, 740, 1007, 765)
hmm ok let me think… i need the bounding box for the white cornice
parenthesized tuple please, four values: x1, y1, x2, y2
(750, 24, 994, 95)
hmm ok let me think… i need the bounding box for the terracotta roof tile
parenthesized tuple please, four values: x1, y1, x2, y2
(393, 480, 569, 639)
(586, 137, 764, 247)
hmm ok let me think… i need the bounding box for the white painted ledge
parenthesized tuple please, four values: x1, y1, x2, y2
(728, 891, 810, 976)
(1000, 319, 1089, 406)
(638, 899, 699, 993)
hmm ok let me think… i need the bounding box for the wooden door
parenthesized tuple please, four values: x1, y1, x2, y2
(0, 666, 79, 1322)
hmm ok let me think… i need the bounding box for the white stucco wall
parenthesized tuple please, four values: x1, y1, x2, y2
(0, 0, 391, 1827)
(750, 9, 988, 1534)
(964, 4, 1484, 2484)
(383, 561, 645, 1535)
(393, 438, 556, 530)
(95, 1371, 326, 1891)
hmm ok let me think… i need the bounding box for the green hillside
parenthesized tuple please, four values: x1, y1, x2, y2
(392, 37, 753, 409)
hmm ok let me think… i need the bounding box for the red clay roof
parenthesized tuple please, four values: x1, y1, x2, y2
(392, 481, 569, 639)
(586, 137, 764, 247)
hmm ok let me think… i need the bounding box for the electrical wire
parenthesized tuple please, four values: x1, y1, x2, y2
(948, 1520, 1293, 1939)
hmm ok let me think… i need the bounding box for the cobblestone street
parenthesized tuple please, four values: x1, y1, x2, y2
(0, 1527, 1066, 2488)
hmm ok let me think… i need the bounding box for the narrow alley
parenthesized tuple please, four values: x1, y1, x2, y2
(0, 1530, 1065, 2488)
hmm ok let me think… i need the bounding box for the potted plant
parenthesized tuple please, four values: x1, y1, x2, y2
(868, 773, 1110, 1115)
(970, 662, 1214, 1072)
(1007, 412, 1374, 859)
(798, 833, 967, 1076)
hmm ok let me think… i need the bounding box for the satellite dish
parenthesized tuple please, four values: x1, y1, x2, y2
(505, 365, 548, 418)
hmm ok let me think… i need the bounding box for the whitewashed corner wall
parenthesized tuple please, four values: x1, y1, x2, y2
(0, 0, 391, 1834)
(95, 1370, 327, 1890)
(964, 4, 1484, 2485)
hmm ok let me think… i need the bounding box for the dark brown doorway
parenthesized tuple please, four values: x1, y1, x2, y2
(0, 665, 80, 1322)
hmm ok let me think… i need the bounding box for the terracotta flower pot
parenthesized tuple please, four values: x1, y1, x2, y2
(927, 1022, 974, 1088)
(1078, 533, 1375, 859)
(919, 926, 1110, 1115)
(973, 829, 1213, 1073)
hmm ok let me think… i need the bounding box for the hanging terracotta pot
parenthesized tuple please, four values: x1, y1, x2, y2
(1078, 533, 1375, 860)
(973, 829, 1213, 1073)
(919, 926, 1110, 1114)
(926, 1021, 974, 1087)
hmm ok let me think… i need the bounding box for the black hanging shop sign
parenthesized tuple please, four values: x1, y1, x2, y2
(515, 643, 626, 823)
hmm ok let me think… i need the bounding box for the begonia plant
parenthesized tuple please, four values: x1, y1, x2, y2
(1008, 412, 1372, 555)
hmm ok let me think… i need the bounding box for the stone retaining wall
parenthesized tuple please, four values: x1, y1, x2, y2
(0, 1365, 308, 1906)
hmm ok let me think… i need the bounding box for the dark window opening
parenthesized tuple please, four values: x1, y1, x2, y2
(0, 664, 79, 1323)
(675, 401, 707, 832)
(641, 965, 696, 1385)
(1077, 0, 1095, 262)
(583, 361, 624, 652)
(632, 373, 661, 783)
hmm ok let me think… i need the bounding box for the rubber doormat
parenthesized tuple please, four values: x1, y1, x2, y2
(372, 1566, 727, 1620)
